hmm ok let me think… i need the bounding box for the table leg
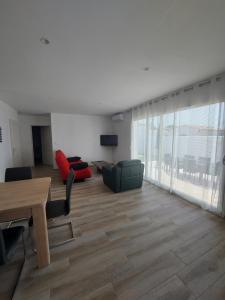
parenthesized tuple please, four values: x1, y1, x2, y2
(32, 204, 50, 268)
(48, 186, 51, 201)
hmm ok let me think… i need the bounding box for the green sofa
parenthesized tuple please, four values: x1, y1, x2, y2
(102, 160, 144, 193)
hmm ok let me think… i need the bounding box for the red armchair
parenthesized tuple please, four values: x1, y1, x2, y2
(55, 150, 92, 183)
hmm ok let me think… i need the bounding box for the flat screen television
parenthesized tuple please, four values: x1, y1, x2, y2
(100, 135, 118, 146)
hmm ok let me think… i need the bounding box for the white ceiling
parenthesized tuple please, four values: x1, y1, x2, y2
(0, 0, 225, 115)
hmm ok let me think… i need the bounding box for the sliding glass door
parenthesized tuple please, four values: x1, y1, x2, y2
(145, 113, 174, 189)
(132, 101, 225, 215)
(172, 102, 225, 212)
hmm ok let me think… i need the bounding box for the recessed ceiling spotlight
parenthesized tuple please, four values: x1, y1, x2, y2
(40, 37, 50, 45)
(143, 67, 150, 71)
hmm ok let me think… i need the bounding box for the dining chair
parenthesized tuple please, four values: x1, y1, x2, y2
(29, 171, 76, 248)
(0, 226, 26, 299)
(5, 167, 32, 228)
(5, 167, 32, 182)
(46, 171, 76, 247)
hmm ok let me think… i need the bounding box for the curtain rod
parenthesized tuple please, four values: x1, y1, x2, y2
(129, 72, 224, 111)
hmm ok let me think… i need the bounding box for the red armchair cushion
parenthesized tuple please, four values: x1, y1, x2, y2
(74, 167, 92, 180)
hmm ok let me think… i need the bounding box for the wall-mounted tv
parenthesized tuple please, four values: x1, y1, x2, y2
(100, 135, 118, 146)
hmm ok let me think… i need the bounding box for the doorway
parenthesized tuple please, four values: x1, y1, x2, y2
(32, 126, 53, 166)
(32, 126, 43, 165)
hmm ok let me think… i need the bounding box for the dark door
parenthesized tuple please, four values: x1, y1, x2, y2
(32, 126, 43, 165)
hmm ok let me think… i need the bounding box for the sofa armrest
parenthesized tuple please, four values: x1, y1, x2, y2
(67, 156, 81, 162)
(102, 166, 121, 193)
(102, 165, 113, 174)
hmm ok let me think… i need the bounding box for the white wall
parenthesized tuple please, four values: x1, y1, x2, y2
(0, 100, 19, 181)
(112, 111, 132, 162)
(0, 103, 131, 179)
(41, 126, 53, 165)
(18, 114, 51, 166)
(51, 113, 113, 167)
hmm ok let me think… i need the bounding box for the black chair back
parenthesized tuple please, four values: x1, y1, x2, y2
(65, 171, 75, 214)
(5, 167, 32, 182)
(0, 226, 25, 299)
(0, 229, 6, 265)
(0, 226, 25, 265)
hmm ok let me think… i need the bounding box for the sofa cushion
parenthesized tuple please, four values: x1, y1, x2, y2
(70, 162, 88, 170)
(75, 167, 92, 180)
(67, 156, 81, 162)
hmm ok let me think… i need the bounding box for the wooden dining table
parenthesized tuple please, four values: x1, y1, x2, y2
(0, 177, 51, 268)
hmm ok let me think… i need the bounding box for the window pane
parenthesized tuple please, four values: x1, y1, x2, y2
(132, 119, 146, 162)
(146, 116, 160, 182)
(160, 113, 174, 188)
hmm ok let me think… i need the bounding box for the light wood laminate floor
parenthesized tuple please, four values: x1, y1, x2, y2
(1, 166, 225, 300)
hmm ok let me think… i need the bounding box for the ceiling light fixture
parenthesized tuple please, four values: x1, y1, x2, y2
(143, 67, 150, 71)
(40, 37, 50, 45)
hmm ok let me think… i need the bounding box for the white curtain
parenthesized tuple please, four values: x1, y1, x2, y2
(132, 73, 225, 216)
